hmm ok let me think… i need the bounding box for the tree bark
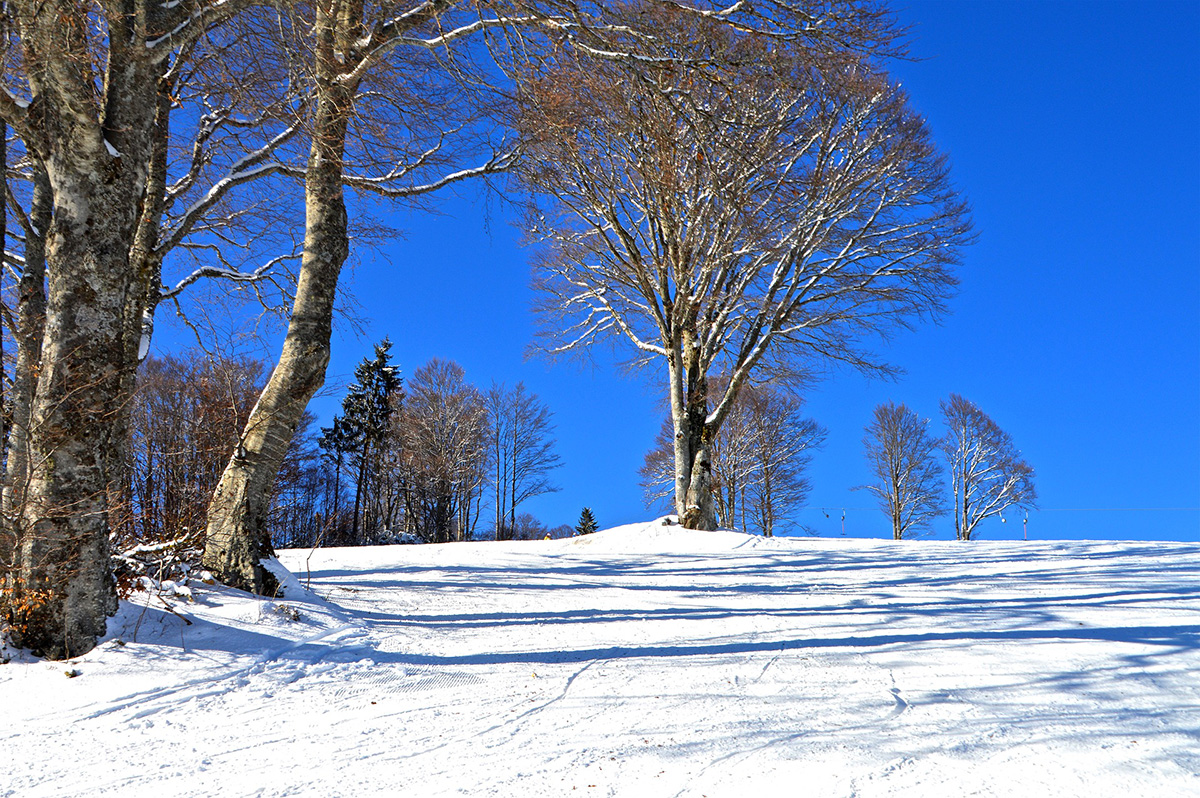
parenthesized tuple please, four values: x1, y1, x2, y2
(202, 77, 352, 593)
(5, 4, 166, 655)
(13, 152, 151, 656)
(669, 328, 718, 531)
(352, 441, 368, 543)
(1, 166, 50, 581)
(682, 434, 717, 530)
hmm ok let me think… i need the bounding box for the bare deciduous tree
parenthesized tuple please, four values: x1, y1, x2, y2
(1, 158, 50, 558)
(0, 0, 277, 657)
(940, 394, 1036, 541)
(485, 382, 561, 540)
(120, 355, 265, 547)
(641, 382, 824, 536)
(741, 386, 825, 538)
(200, 0, 925, 588)
(397, 359, 488, 544)
(202, 0, 512, 593)
(104, 353, 271, 586)
(861, 402, 943, 540)
(520, 7, 970, 531)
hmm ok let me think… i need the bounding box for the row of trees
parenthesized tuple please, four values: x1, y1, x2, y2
(110, 346, 567, 556)
(314, 342, 563, 545)
(862, 395, 1036, 540)
(0, 0, 970, 659)
(636, 386, 1033, 542)
(114, 350, 1032, 550)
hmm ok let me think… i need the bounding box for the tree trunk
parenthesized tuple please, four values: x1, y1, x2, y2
(1, 165, 49, 580)
(509, 444, 517, 541)
(681, 435, 717, 530)
(13, 159, 150, 657)
(352, 443, 367, 544)
(494, 432, 503, 540)
(331, 452, 342, 541)
(0, 0, 196, 658)
(760, 466, 773, 537)
(668, 335, 718, 531)
(10, 77, 160, 659)
(202, 80, 352, 594)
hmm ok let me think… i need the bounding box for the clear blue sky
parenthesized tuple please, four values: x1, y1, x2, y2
(165, 0, 1200, 541)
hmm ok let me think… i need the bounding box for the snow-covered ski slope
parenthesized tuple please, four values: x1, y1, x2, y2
(3, 521, 1199, 797)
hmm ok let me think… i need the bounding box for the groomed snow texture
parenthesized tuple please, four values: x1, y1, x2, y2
(3, 521, 1199, 796)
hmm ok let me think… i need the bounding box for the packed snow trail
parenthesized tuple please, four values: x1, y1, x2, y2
(2, 522, 1199, 797)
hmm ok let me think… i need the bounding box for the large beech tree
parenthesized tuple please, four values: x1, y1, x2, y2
(200, 0, 514, 593)
(200, 0, 856, 589)
(641, 382, 825, 535)
(519, 7, 971, 529)
(0, 0, 278, 658)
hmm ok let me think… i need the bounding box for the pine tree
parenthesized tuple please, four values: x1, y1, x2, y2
(339, 339, 403, 543)
(576, 507, 599, 535)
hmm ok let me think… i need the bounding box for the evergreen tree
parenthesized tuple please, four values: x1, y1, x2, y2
(576, 507, 599, 535)
(340, 339, 403, 543)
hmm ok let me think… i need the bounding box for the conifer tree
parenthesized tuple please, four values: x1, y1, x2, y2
(340, 340, 402, 543)
(576, 508, 598, 536)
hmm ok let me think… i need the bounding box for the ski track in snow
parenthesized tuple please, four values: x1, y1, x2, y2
(3, 522, 1200, 797)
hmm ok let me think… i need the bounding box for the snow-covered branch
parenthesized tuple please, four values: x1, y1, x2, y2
(160, 251, 299, 300)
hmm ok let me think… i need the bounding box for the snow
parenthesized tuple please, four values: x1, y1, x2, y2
(3, 521, 1199, 796)
(3, 88, 29, 109)
(103, 138, 121, 158)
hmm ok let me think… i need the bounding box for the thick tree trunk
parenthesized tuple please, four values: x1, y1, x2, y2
(13, 160, 150, 657)
(681, 435, 717, 530)
(668, 333, 718, 531)
(1, 0, 179, 659)
(202, 82, 352, 594)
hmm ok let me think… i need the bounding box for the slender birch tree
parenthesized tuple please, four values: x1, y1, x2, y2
(742, 386, 824, 537)
(485, 382, 561, 540)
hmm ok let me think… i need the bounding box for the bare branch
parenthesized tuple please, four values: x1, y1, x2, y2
(161, 251, 300, 300)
